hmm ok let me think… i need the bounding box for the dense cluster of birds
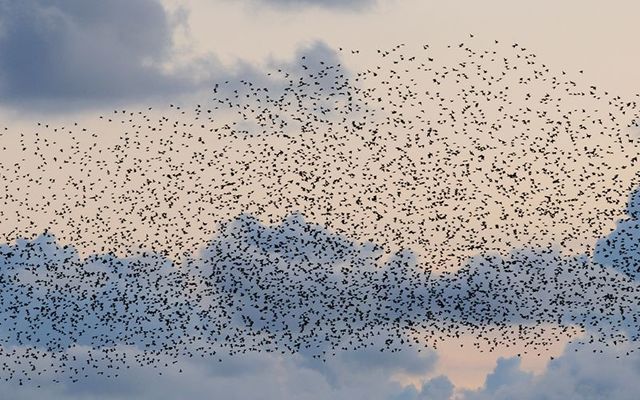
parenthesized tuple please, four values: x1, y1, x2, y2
(0, 38, 640, 384)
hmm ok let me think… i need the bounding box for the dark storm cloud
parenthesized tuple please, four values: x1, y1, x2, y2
(0, 0, 207, 108)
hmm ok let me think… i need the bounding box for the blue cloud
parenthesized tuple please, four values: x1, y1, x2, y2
(482, 357, 532, 393)
(0, 0, 210, 109)
(418, 375, 455, 400)
(1, 186, 640, 384)
(594, 186, 640, 279)
(434, 248, 639, 340)
(213, 40, 364, 136)
(462, 340, 640, 400)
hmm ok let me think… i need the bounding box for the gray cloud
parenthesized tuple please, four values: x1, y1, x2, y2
(213, 40, 366, 135)
(594, 186, 640, 279)
(461, 341, 640, 400)
(0, 0, 352, 114)
(388, 375, 455, 400)
(0, 343, 436, 400)
(435, 248, 640, 339)
(1, 207, 638, 382)
(418, 375, 455, 400)
(296, 335, 438, 387)
(0, 0, 211, 109)
(1, 187, 640, 392)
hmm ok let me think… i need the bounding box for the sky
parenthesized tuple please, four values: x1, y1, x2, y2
(0, 0, 640, 399)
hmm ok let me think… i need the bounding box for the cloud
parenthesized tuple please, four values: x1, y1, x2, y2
(0, 0, 214, 109)
(0, 342, 437, 400)
(594, 186, 640, 279)
(481, 357, 533, 393)
(212, 40, 367, 136)
(461, 340, 640, 400)
(296, 335, 438, 387)
(0, 0, 353, 115)
(417, 375, 455, 400)
(0, 214, 431, 383)
(1, 209, 638, 382)
(389, 375, 454, 400)
(1, 186, 640, 388)
(434, 248, 639, 338)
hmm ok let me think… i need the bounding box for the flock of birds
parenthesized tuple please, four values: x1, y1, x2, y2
(0, 38, 640, 385)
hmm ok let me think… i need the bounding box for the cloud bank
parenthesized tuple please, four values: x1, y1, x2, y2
(0, 1, 356, 112)
(461, 341, 640, 400)
(0, 0, 208, 107)
(1, 184, 640, 384)
(594, 186, 640, 279)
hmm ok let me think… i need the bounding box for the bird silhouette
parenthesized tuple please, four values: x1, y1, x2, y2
(0, 38, 639, 384)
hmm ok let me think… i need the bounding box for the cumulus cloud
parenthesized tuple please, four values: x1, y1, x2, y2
(0, 0, 210, 108)
(0, 213, 434, 382)
(417, 375, 455, 400)
(1, 186, 640, 394)
(296, 335, 438, 387)
(0, 341, 437, 399)
(0, 0, 356, 112)
(213, 39, 366, 135)
(1, 207, 639, 381)
(388, 375, 455, 400)
(435, 248, 640, 343)
(461, 341, 640, 400)
(480, 357, 533, 394)
(594, 186, 640, 279)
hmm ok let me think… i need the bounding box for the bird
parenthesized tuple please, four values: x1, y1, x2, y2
(0, 38, 638, 385)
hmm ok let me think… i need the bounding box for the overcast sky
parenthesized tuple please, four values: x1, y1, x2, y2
(0, 1, 639, 399)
